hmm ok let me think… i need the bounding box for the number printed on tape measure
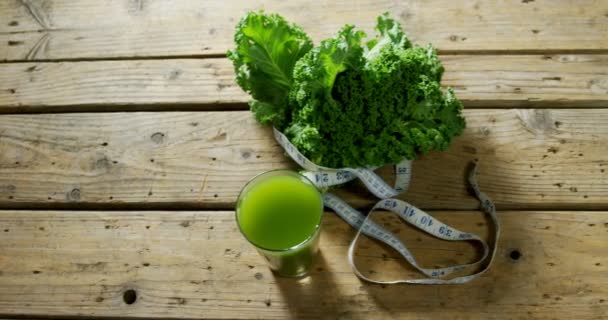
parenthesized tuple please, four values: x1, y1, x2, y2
(439, 226, 453, 237)
(419, 216, 434, 228)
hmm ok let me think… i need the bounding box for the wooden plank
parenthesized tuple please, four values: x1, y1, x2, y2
(0, 210, 605, 319)
(0, 109, 607, 210)
(441, 54, 608, 108)
(1, 0, 607, 61)
(0, 59, 247, 113)
(1, 55, 607, 112)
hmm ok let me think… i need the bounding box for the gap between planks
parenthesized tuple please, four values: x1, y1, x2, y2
(2, 49, 608, 64)
(4, 104, 608, 116)
(3, 203, 608, 213)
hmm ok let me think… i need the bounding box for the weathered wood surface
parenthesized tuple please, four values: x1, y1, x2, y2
(2, 0, 607, 61)
(0, 210, 605, 319)
(1, 54, 607, 112)
(0, 110, 606, 210)
(0, 1, 606, 319)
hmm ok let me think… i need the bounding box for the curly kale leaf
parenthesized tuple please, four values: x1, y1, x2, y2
(286, 14, 465, 168)
(227, 11, 313, 128)
(365, 12, 412, 59)
(285, 26, 366, 165)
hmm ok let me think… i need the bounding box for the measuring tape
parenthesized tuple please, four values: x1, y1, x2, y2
(273, 127, 500, 284)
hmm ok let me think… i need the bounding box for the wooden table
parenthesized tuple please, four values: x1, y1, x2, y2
(0, 1, 607, 319)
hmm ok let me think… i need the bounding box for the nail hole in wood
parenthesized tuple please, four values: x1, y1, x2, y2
(509, 250, 522, 260)
(123, 289, 137, 305)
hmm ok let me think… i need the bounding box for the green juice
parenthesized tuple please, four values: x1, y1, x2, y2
(237, 171, 323, 277)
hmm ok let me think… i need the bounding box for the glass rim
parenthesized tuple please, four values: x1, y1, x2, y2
(235, 169, 324, 253)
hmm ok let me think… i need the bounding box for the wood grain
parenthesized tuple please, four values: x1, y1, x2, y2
(0, 110, 606, 210)
(1, 0, 607, 61)
(0, 59, 246, 112)
(0, 210, 605, 319)
(1, 54, 607, 112)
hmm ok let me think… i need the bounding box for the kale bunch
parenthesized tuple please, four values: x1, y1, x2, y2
(228, 12, 465, 168)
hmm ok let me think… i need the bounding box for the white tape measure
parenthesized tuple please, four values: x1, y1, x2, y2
(273, 127, 500, 284)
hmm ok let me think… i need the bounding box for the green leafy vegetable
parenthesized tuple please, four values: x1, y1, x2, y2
(229, 11, 465, 168)
(227, 11, 313, 127)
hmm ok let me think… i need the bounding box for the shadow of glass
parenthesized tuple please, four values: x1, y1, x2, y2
(274, 251, 352, 319)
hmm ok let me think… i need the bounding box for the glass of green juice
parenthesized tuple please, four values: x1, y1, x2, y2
(236, 170, 323, 277)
